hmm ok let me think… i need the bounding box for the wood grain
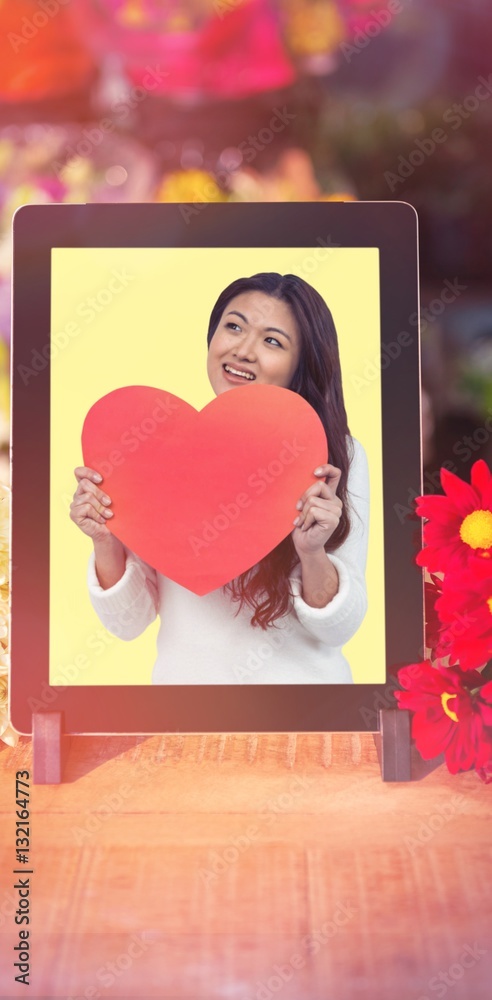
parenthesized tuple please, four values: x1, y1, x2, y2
(1, 733, 491, 998)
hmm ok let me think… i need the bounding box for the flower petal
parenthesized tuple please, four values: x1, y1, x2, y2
(440, 467, 479, 516)
(471, 459, 492, 494)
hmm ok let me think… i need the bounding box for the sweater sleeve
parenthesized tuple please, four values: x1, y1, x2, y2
(289, 437, 370, 647)
(87, 545, 159, 641)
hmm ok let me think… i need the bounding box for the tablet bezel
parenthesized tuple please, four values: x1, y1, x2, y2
(10, 201, 423, 734)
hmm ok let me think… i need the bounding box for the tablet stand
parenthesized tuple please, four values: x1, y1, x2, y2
(32, 712, 71, 784)
(31, 708, 413, 784)
(374, 708, 412, 781)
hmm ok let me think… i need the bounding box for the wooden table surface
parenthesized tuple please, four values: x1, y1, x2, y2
(0, 732, 491, 999)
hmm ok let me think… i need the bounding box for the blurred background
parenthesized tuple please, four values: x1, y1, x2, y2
(0, 0, 491, 489)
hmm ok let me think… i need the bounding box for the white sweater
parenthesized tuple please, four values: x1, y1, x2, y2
(87, 437, 370, 684)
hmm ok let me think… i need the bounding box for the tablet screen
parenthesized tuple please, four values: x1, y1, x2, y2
(49, 245, 385, 686)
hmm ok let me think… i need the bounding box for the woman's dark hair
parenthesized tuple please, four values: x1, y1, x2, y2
(207, 272, 353, 630)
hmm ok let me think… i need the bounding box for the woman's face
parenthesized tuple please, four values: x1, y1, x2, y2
(207, 291, 301, 396)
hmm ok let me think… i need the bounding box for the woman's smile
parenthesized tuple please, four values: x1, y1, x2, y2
(207, 290, 301, 396)
(222, 363, 256, 383)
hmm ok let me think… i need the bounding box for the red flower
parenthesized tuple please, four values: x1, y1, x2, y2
(434, 562, 492, 670)
(476, 760, 492, 783)
(424, 573, 444, 658)
(395, 659, 492, 774)
(415, 460, 492, 574)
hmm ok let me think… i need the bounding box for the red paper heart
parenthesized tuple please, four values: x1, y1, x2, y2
(82, 384, 328, 596)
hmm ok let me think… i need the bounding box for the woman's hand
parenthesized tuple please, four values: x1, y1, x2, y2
(70, 466, 115, 543)
(291, 463, 343, 558)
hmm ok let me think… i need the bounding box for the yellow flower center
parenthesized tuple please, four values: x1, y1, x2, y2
(459, 509, 492, 551)
(441, 691, 459, 723)
(487, 597, 492, 615)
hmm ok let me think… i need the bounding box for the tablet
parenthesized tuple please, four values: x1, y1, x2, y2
(10, 201, 422, 734)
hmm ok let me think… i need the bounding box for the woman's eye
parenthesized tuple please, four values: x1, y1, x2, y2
(266, 336, 282, 347)
(226, 322, 241, 332)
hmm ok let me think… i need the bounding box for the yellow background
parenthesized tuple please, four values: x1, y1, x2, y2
(50, 247, 384, 685)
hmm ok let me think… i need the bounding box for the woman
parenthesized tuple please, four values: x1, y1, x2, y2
(70, 272, 370, 683)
